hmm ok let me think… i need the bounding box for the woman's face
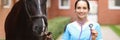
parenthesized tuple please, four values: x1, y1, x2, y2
(75, 1, 89, 19)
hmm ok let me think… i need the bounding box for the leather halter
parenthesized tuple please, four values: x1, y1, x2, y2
(24, 0, 47, 36)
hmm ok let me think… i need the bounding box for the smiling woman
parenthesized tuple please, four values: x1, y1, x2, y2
(62, 0, 103, 40)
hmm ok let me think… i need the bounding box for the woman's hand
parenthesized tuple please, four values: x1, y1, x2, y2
(91, 29, 98, 40)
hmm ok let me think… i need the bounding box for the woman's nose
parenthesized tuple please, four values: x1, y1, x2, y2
(80, 9, 84, 13)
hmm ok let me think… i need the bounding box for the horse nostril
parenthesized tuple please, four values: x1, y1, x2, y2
(34, 25, 43, 34)
(34, 26, 38, 30)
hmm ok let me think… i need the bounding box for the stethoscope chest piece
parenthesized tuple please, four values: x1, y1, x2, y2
(89, 24, 93, 29)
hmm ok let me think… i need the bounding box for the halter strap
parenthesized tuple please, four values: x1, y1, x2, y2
(24, 0, 47, 36)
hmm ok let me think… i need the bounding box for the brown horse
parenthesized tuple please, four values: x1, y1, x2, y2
(5, 0, 51, 40)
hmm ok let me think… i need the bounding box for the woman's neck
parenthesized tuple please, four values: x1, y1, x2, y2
(77, 18, 87, 26)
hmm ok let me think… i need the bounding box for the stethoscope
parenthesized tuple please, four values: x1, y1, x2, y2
(78, 23, 93, 40)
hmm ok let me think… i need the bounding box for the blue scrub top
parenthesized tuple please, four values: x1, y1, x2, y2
(62, 21, 103, 40)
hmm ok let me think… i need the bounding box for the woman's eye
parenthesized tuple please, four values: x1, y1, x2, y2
(77, 7, 81, 9)
(83, 7, 87, 9)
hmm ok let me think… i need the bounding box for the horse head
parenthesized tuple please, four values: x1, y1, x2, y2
(24, 0, 48, 37)
(5, 0, 50, 40)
